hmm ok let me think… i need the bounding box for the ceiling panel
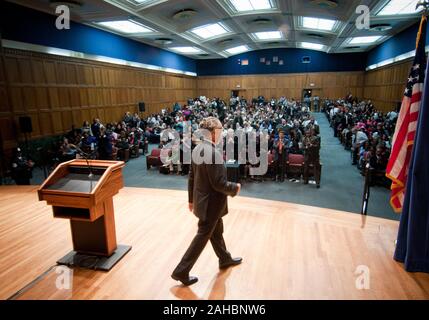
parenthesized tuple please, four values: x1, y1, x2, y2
(5, 0, 423, 59)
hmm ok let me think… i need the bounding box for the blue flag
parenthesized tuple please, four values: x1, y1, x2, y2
(394, 29, 429, 273)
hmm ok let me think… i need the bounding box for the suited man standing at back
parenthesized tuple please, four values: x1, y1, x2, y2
(171, 117, 242, 286)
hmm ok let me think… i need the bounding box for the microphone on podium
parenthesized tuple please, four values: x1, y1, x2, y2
(70, 144, 94, 179)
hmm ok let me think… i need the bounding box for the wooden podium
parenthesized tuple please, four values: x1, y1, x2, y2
(38, 159, 131, 271)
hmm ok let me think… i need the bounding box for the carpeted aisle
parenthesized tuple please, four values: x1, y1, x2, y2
(234, 112, 396, 220)
(312, 113, 396, 220)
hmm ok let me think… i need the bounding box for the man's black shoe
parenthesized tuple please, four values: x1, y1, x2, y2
(171, 274, 199, 286)
(219, 257, 243, 269)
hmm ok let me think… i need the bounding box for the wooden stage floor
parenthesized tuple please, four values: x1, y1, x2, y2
(0, 186, 428, 300)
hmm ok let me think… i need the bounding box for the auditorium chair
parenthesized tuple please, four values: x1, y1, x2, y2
(146, 148, 162, 170)
(140, 139, 149, 154)
(117, 148, 130, 162)
(130, 144, 140, 159)
(286, 154, 305, 179)
(111, 147, 118, 161)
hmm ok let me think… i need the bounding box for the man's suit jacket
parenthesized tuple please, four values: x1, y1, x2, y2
(188, 141, 239, 222)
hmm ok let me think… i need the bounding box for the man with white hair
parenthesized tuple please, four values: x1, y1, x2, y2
(172, 117, 242, 286)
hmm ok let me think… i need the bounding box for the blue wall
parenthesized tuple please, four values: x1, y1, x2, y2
(7, 1, 418, 76)
(367, 21, 429, 67)
(0, 1, 196, 74)
(197, 48, 367, 76)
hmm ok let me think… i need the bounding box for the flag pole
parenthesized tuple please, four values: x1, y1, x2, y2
(415, 3, 428, 49)
(360, 163, 370, 229)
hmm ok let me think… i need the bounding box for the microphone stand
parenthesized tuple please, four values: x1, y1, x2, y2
(71, 145, 94, 179)
(361, 163, 371, 228)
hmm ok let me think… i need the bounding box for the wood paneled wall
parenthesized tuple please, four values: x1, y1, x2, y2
(0, 48, 197, 149)
(363, 59, 412, 112)
(0, 45, 412, 153)
(197, 72, 365, 102)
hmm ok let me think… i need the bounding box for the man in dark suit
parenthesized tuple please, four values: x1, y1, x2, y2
(303, 128, 321, 188)
(171, 117, 242, 286)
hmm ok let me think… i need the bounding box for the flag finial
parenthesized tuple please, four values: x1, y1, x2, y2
(416, 0, 429, 15)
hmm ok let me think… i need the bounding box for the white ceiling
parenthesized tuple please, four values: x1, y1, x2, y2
(7, 0, 423, 59)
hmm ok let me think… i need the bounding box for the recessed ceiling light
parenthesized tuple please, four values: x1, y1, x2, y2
(229, 0, 273, 12)
(306, 33, 325, 39)
(226, 45, 249, 54)
(302, 17, 336, 31)
(191, 23, 229, 39)
(310, 0, 338, 8)
(349, 36, 382, 45)
(154, 38, 173, 45)
(377, 0, 422, 16)
(369, 24, 393, 32)
(96, 20, 154, 34)
(172, 9, 198, 20)
(250, 18, 272, 26)
(300, 42, 325, 50)
(253, 31, 283, 40)
(170, 47, 204, 54)
(218, 38, 234, 46)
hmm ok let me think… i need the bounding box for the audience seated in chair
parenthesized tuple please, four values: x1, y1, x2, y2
(37, 94, 397, 192)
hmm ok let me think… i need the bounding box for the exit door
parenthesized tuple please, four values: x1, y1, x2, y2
(302, 89, 312, 110)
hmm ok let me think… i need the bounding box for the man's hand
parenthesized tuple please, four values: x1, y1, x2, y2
(236, 183, 241, 195)
(188, 203, 193, 212)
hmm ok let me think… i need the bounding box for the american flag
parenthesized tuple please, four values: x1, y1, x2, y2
(386, 16, 427, 213)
